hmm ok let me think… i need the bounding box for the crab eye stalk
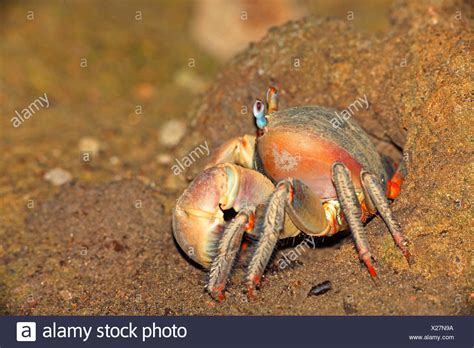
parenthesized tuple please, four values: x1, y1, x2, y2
(266, 86, 279, 114)
(253, 99, 267, 129)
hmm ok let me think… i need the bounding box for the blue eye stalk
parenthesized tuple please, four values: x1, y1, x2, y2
(253, 87, 280, 131)
(253, 99, 267, 129)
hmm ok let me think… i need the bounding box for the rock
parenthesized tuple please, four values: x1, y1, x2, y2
(78, 137, 100, 157)
(159, 120, 187, 148)
(44, 168, 72, 186)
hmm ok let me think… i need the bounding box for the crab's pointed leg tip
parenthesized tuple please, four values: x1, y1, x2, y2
(404, 250, 415, 265)
(398, 241, 414, 265)
(246, 287, 256, 300)
(246, 275, 261, 300)
(362, 257, 378, 278)
(208, 285, 226, 302)
(368, 266, 378, 278)
(209, 289, 226, 302)
(246, 285, 260, 301)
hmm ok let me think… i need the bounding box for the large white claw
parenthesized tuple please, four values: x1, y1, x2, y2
(172, 163, 274, 267)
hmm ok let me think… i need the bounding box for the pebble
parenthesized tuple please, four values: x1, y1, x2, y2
(308, 280, 332, 296)
(44, 168, 72, 186)
(159, 120, 186, 148)
(156, 153, 172, 165)
(78, 137, 100, 156)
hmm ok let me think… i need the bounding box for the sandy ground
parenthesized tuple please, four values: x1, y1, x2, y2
(1, 1, 472, 315)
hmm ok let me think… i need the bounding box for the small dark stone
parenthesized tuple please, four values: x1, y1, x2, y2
(308, 280, 332, 296)
(111, 240, 124, 252)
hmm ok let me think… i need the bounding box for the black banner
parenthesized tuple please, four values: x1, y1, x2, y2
(2, 316, 472, 347)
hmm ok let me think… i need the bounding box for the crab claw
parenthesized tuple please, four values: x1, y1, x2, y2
(387, 160, 406, 200)
(172, 163, 275, 268)
(206, 135, 256, 169)
(387, 170, 403, 200)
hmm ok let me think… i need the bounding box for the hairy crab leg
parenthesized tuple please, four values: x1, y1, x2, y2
(245, 178, 330, 297)
(360, 172, 377, 215)
(246, 179, 290, 297)
(332, 162, 377, 278)
(361, 171, 412, 264)
(207, 208, 254, 301)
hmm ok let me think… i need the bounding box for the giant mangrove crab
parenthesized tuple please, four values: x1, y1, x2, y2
(172, 87, 411, 301)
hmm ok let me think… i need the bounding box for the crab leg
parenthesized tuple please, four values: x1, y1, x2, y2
(207, 208, 254, 301)
(360, 172, 377, 215)
(246, 178, 330, 297)
(332, 162, 377, 277)
(246, 179, 290, 297)
(361, 171, 412, 264)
